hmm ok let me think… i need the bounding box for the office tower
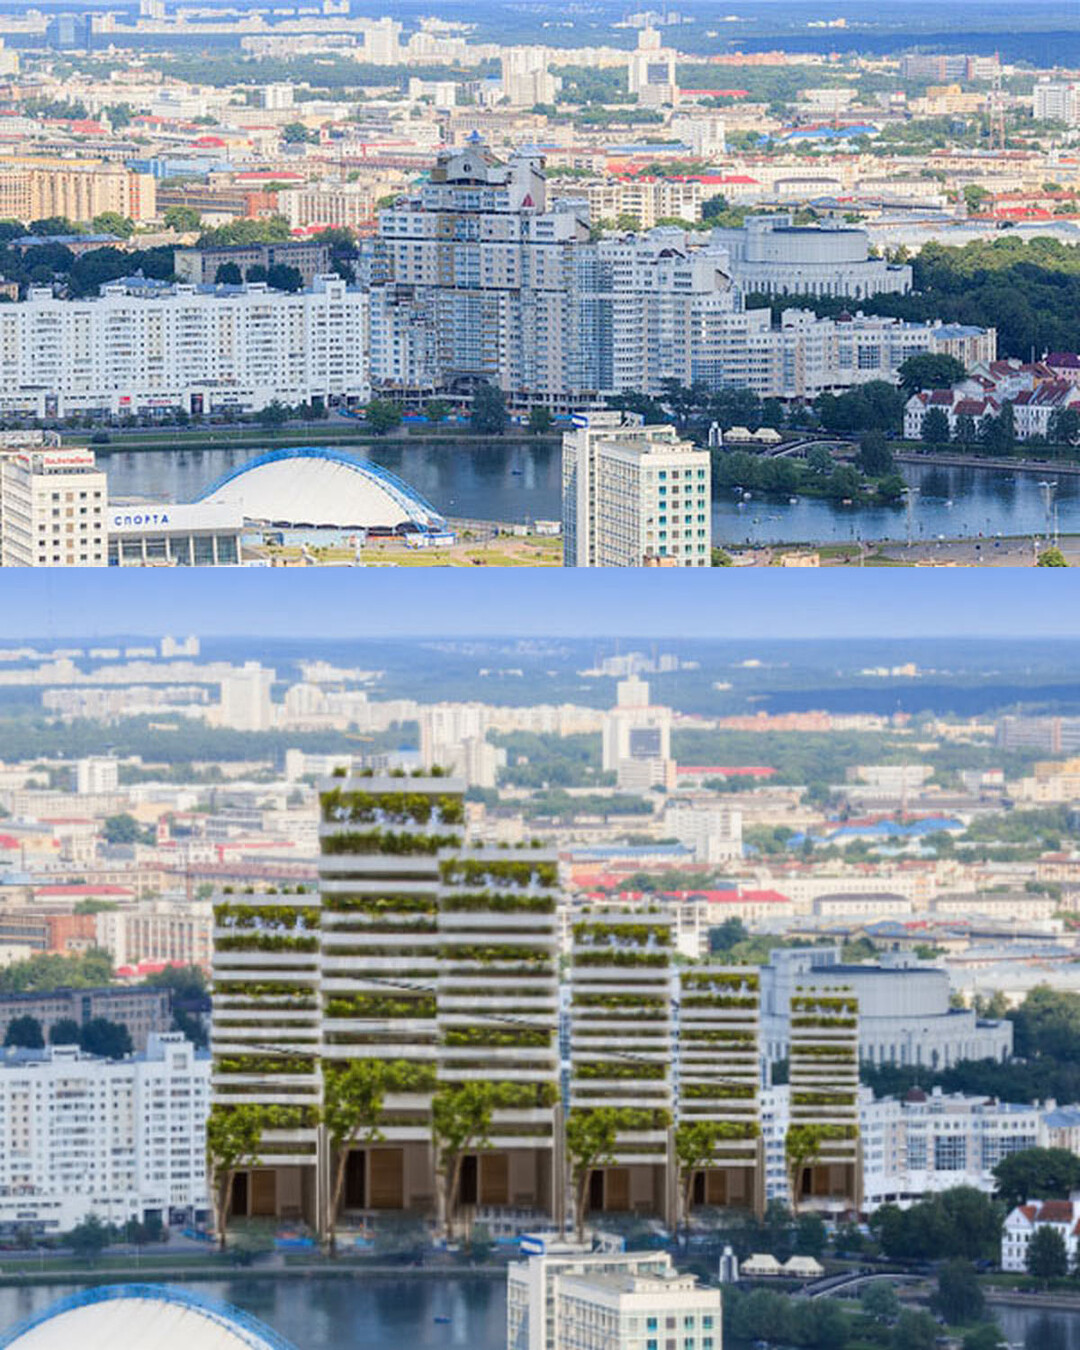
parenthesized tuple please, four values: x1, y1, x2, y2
(677, 966, 763, 1214)
(438, 846, 561, 1220)
(219, 663, 275, 732)
(569, 911, 675, 1224)
(562, 413, 711, 568)
(627, 28, 679, 107)
(600, 675, 674, 792)
(0, 447, 107, 567)
(787, 984, 861, 1213)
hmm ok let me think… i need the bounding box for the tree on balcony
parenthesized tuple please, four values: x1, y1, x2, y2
(322, 1060, 389, 1255)
(566, 1108, 619, 1244)
(207, 1104, 264, 1251)
(785, 1123, 826, 1217)
(432, 1083, 496, 1241)
(675, 1120, 728, 1242)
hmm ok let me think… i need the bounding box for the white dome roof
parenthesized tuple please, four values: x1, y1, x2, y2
(1, 1286, 293, 1350)
(196, 446, 444, 531)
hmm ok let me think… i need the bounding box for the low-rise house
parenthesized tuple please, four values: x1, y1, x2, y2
(1002, 1197, 1080, 1272)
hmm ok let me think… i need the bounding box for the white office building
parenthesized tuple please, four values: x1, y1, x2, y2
(107, 502, 243, 567)
(0, 276, 369, 420)
(218, 662, 275, 732)
(0, 1034, 210, 1236)
(0, 446, 107, 567)
(508, 1247, 721, 1350)
(627, 28, 679, 107)
(562, 413, 711, 567)
(665, 801, 742, 864)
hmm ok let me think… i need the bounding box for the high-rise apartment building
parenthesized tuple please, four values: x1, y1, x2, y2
(0, 447, 107, 567)
(562, 413, 711, 567)
(1033, 79, 1080, 125)
(218, 663, 275, 732)
(0, 1034, 209, 1236)
(0, 160, 156, 226)
(569, 910, 675, 1224)
(677, 965, 764, 1214)
(787, 984, 861, 1213)
(627, 28, 679, 107)
(369, 146, 589, 407)
(74, 754, 119, 795)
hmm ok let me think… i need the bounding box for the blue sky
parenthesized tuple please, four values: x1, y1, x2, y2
(0, 571, 1078, 640)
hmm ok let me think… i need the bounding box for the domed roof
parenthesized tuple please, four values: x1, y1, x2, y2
(0, 1285, 296, 1350)
(195, 446, 445, 531)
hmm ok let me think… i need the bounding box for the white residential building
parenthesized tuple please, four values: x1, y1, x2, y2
(1002, 1198, 1080, 1272)
(0, 276, 369, 420)
(508, 1247, 721, 1350)
(627, 28, 678, 107)
(0, 1034, 209, 1236)
(75, 755, 119, 795)
(0, 447, 107, 567)
(562, 413, 711, 567)
(665, 801, 742, 864)
(1033, 80, 1080, 126)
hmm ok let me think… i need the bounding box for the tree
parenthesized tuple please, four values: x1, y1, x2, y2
(1048, 407, 1080, 446)
(266, 263, 303, 293)
(206, 1105, 263, 1250)
(933, 1259, 985, 1325)
(527, 405, 554, 435)
(432, 1084, 496, 1241)
(566, 1108, 619, 1243)
(471, 383, 508, 435)
(962, 1326, 1005, 1350)
(4, 1015, 44, 1048)
(795, 1211, 827, 1258)
(246, 265, 268, 284)
(198, 217, 291, 247)
(91, 212, 134, 239)
(283, 121, 317, 143)
(674, 1121, 727, 1239)
(103, 812, 142, 844)
(922, 407, 951, 447)
(807, 444, 833, 475)
(856, 429, 894, 476)
(793, 1298, 848, 1350)
(1027, 1224, 1068, 1281)
(67, 1213, 109, 1263)
(711, 548, 733, 566)
(1038, 547, 1068, 567)
(256, 399, 290, 429)
(860, 1281, 900, 1322)
(49, 1017, 81, 1045)
(424, 399, 450, 424)
(954, 413, 978, 444)
(893, 1309, 938, 1350)
(898, 353, 968, 395)
(164, 205, 202, 233)
(364, 399, 403, 435)
(993, 1148, 1080, 1209)
(709, 917, 748, 953)
(214, 262, 243, 285)
(785, 1124, 827, 1216)
(80, 1017, 132, 1059)
(964, 184, 991, 215)
(29, 216, 81, 237)
(322, 1061, 387, 1253)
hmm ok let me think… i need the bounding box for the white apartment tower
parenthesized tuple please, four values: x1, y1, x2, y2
(219, 663, 275, 732)
(628, 28, 679, 107)
(0, 447, 107, 567)
(563, 413, 711, 567)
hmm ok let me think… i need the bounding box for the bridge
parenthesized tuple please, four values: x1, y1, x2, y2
(799, 1271, 927, 1301)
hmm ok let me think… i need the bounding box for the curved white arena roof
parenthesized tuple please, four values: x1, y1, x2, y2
(0, 1285, 295, 1350)
(196, 446, 444, 531)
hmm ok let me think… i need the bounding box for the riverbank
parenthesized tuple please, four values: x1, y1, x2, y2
(0, 1259, 507, 1288)
(71, 427, 561, 456)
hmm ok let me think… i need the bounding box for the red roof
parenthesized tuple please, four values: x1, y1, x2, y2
(0, 835, 18, 850)
(679, 88, 749, 98)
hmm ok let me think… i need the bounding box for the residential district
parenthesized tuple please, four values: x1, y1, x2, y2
(0, 12, 1079, 560)
(5, 635, 1080, 1345)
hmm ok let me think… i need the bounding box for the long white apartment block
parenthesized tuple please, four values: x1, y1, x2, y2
(0, 276, 369, 419)
(0, 1033, 209, 1236)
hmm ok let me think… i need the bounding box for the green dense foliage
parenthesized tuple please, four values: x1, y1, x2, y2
(0, 949, 114, 994)
(993, 1149, 1080, 1209)
(870, 1189, 1003, 1262)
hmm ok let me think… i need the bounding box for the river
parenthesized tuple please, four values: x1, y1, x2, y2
(98, 441, 1080, 546)
(0, 1276, 508, 1350)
